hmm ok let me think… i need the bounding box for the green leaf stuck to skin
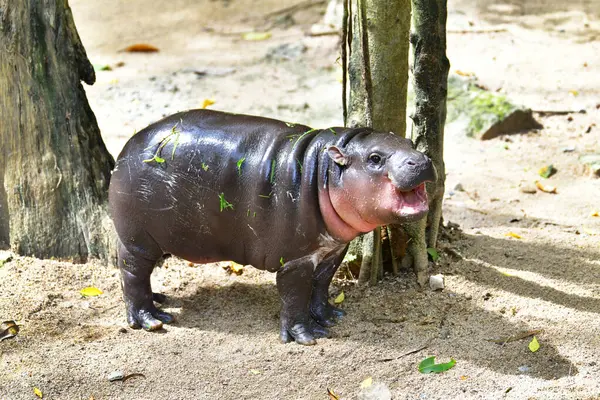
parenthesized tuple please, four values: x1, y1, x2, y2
(218, 193, 234, 212)
(418, 356, 456, 374)
(143, 122, 180, 164)
(427, 248, 440, 261)
(270, 159, 276, 184)
(280, 257, 285, 266)
(237, 157, 246, 175)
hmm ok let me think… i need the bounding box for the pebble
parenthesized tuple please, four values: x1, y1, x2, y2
(358, 382, 392, 400)
(518, 365, 531, 373)
(520, 184, 537, 194)
(108, 370, 124, 382)
(454, 183, 465, 192)
(429, 274, 445, 291)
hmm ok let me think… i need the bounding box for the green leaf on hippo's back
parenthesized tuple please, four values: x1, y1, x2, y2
(80, 287, 103, 297)
(529, 336, 540, 352)
(334, 291, 345, 304)
(418, 356, 456, 373)
(236, 157, 246, 175)
(427, 248, 439, 261)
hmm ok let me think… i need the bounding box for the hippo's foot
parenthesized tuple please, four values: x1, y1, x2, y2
(280, 320, 330, 345)
(127, 305, 174, 331)
(310, 302, 346, 328)
(152, 292, 167, 304)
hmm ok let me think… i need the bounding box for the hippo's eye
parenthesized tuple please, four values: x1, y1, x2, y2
(368, 154, 382, 164)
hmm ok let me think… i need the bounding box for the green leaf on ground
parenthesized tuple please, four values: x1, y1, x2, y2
(242, 32, 272, 41)
(334, 291, 345, 304)
(418, 356, 456, 374)
(538, 164, 556, 179)
(80, 287, 103, 297)
(529, 336, 540, 352)
(427, 248, 440, 261)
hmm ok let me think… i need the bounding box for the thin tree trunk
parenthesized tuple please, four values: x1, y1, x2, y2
(0, 0, 115, 261)
(407, 0, 449, 284)
(343, 0, 411, 285)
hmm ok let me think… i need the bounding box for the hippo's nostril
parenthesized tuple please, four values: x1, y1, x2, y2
(406, 160, 416, 167)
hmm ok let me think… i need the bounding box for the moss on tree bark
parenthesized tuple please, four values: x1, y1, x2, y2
(0, 0, 115, 261)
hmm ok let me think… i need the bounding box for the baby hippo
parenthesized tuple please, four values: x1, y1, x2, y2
(109, 109, 436, 345)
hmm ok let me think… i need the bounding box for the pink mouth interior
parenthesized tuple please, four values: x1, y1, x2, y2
(396, 183, 429, 216)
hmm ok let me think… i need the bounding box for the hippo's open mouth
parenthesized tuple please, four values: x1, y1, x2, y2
(395, 182, 429, 217)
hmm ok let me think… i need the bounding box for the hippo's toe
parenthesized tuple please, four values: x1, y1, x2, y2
(152, 292, 167, 304)
(281, 322, 327, 345)
(127, 307, 174, 331)
(311, 302, 345, 327)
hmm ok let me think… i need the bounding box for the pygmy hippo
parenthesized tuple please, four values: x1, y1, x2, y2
(109, 109, 436, 345)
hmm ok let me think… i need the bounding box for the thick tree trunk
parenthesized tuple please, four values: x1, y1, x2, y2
(343, 0, 412, 284)
(407, 0, 449, 284)
(0, 0, 115, 261)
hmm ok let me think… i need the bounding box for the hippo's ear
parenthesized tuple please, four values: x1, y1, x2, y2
(327, 146, 349, 166)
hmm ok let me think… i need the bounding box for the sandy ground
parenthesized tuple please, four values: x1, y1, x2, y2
(1, 0, 600, 399)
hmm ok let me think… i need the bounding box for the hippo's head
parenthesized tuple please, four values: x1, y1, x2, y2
(319, 131, 437, 242)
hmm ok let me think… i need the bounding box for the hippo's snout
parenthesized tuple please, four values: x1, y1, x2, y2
(389, 152, 437, 191)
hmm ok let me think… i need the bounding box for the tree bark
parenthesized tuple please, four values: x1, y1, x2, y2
(407, 0, 449, 284)
(0, 0, 115, 261)
(343, 0, 412, 284)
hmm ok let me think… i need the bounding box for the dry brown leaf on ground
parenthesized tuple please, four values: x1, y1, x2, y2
(120, 44, 160, 53)
(535, 180, 558, 194)
(0, 320, 19, 341)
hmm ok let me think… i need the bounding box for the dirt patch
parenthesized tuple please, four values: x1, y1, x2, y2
(1, 0, 600, 399)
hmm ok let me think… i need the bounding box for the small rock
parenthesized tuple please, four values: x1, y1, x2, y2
(358, 382, 392, 400)
(520, 184, 537, 194)
(454, 183, 465, 192)
(579, 154, 600, 177)
(518, 365, 531, 373)
(562, 146, 576, 153)
(118, 327, 127, 334)
(108, 371, 124, 382)
(429, 274, 445, 291)
(265, 43, 307, 62)
(192, 67, 236, 77)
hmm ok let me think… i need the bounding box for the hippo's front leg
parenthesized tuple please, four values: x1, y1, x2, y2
(310, 247, 348, 327)
(277, 256, 329, 345)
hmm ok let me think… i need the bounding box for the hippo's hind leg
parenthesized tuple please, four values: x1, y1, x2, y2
(118, 238, 174, 331)
(277, 256, 330, 346)
(310, 247, 348, 327)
